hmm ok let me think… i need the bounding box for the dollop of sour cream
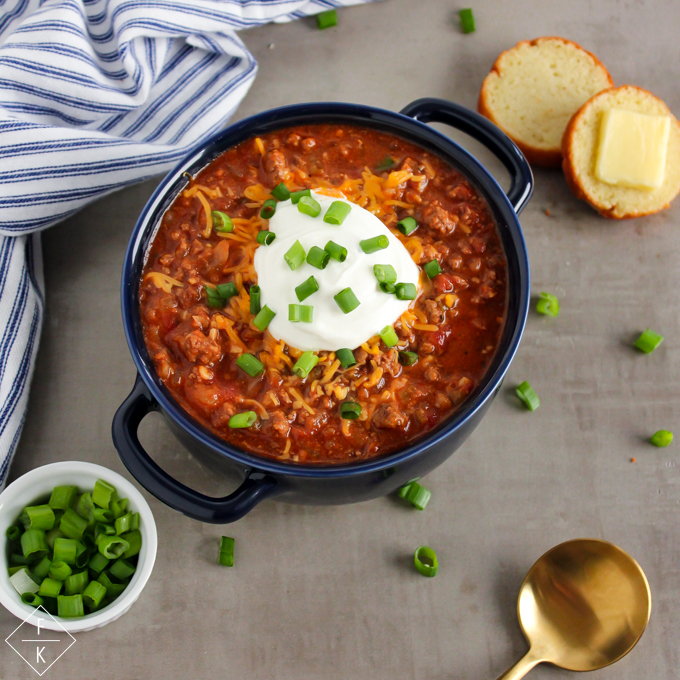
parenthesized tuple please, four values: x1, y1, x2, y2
(254, 192, 420, 352)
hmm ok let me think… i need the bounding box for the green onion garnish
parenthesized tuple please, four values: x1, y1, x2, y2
(340, 402, 361, 420)
(82, 580, 107, 610)
(49, 486, 78, 511)
(298, 195, 321, 217)
(293, 351, 319, 379)
(423, 259, 442, 279)
(317, 9, 337, 29)
(306, 245, 330, 270)
(93, 508, 113, 523)
(397, 216, 418, 235)
(323, 201, 351, 225)
(295, 275, 319, 302)
(289, 304, 313, 323)
(634, 329, 664, 354)
(121, 530, 141, 559)
(360, 235, 389, 253)
(536, 292, 559, 317)
(290, 189, 311, 204)
(651, 430, 673, 447)
(98, 534, 130, 560)
(205, 285, 223, 308)
(93, 479, 116, 509)
(212, 211, 234, 233)
(260, 199, 277, 220)
(516, 381, 540, 411)
(98, 571, 127, 599)
(60, 509, 88, 541)
(249, 284, 261, 315)
(375, 156, 396, 172)
(380, 325, 399, 347)
(53, 537, 77, 564)
(64, 570, 88, 595)
(219, 536, 235, 567)
(253, 304, 276, 331)
(336, 348, 356, 368)
(20, 505, 55, 531)
(58, 594, 84, 618)
(334, 287, 360, 314)
(459, 8, 475, 33)
(228, 411, 257, 429)
(9, 569, 39, 596)
(6, 525, 21, 542)
(395, 282, 417, 300)
(380, 282, 396, 294)
(373, 264, 397, 285)
(88, 552, 109, 575)
(109, 558, 136, 580)
(414, 546, 438, 577)
(32, 556, 51, 581)
(400, 482, 431, 510)
(324, 240, 347, 262)
(39, 577, 63, 598)
(216, 282, 238, 302)
(236, 353, 265, 377)
(284, 240, 306, 270)
(398, 350, 418, 366)
(256, 230, 276, 245)
(271, 183, 290, 201)
(21, 593, 44, 607)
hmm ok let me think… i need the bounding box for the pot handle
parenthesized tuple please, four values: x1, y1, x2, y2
(400, 98, 534, 214)
(112, 377, 280, 523)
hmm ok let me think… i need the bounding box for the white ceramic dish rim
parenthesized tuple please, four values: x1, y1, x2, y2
(0, 461, 157, 632)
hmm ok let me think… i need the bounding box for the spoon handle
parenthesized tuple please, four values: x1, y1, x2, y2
(495, 650, 541, 680)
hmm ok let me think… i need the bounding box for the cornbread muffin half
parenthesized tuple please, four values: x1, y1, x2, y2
(478, 37, 613, 167)
(562, 85, 680, 219)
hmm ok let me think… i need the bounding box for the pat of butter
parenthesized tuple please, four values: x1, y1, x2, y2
(595, 108, 670, 190)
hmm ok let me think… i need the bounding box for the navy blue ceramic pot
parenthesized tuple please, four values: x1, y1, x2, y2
(112, 98, 533, 524)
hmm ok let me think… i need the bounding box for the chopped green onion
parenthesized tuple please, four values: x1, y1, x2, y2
(459, 8, 475, 33)
(9, 569, 39, 595)
(212, 211, 234, 233)
(253, 304, 276, 331)
(397, 216, 418, 235)
(284, 240, 306, 270)
(228, 411, 258, 429)
(290, 189, 311, 204)
(306, 245, 330, 270)
(88, 553, 110, 575)
(216, 282, 238, 302)
(114, 512, 133, 536)
(395, 282, 417, 300)
(414, 546, 438, 577)
(397, 479, 419, 499)
(516, 381, 540, 411)
(375, 156, 396, 172)
(651, 430, 673, 447)
(398, 350, 418, 366)
(334, 287, 360, 314)
(53, 537, 78, 564)
(380, 282, 396, 294)
(373, 264, 397, 284)
(74, 545, 90, 570)
(236, 353, 265, 377)
(120, 530, 142, 559)
(94, 523, 115, 542)
(249, 284, 261, 315)
(317, 8, 337, 29)
(402, 482, 431, 510)
(380, 325, 399, 347)
(21, 592, 44, 607)
(423, 259, 442, 279)
(260, 199, 277, 220)
(8, 566, 28, 577)
(295, 276, 319, 302)
(32, 557, 52, 582)
(6, 525, 21, 542)
(360, 235, 389, 253)
(336, 348, 356, 368)
(97, 535, 130, 560)
(323, 201, 351, 225)
(9, 554, 30, 566)
(64, 571, 89, 595)
(92, 508, 113, 525)
(39, 577, 63, 598)
(82, 580, 107, 610)
(59, 509, 88, 541)
(76, 493, 94, 522)
(93, 479, 117, 509)
(324, 240, 347, 262)
(97, 571, 128, 599)
(298, 195, 321, 217)
(109, 559, 136, 580)
(340, 402, 361, 420)
(45, 528, 64, 550)
(271, 183, 291, 201)
(21, 529, 48, 561)
(205, 285, 223, 308)
(536, 291, 559, 317)
(219, 536, 235, 567)
(635, 329, 664, 354)
(58, 594, 84, 618)
(293, 351, 319, 379)
(256, 230, 276, 245)
(20, 506, 55, 531)
(49, 561, 72, 581)
(130, 513, 140, 531)
(49, 486, 78, 511)
(289, 304, 314, 323)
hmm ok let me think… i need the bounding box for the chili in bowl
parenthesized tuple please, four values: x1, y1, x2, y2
(113, 99, 532, 523)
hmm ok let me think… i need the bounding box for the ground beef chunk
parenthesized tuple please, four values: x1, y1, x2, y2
(372, 404, 408, 430)
(422, 201, 456, 236)
(374, 348, 401, 377)
(262, 149, 291, 184)
(424, 299, 445, 325)
(181, 330, 222, 366)
(270, 410, 291, 437)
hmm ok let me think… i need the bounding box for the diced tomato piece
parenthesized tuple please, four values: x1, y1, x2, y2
(433, 274, 454, 294)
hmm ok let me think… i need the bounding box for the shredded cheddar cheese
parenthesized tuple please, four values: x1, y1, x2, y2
(196, 190, 213, 238)
(254, 137, 265, 155)
(288, 387, 315, 415)
(144, 272, 184, 294)
(413, 323, 439, 332)
(183, 185, 222, 199)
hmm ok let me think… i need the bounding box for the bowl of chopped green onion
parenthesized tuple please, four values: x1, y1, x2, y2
(0, 461, 157, 632)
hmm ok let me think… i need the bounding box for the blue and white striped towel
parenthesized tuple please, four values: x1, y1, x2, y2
(0, 0, 374, 488)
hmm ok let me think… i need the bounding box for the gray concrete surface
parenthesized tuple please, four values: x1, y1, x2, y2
(2, 1, 680, 678)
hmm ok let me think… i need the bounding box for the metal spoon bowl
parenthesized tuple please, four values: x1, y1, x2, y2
(497, 539, 651, 680)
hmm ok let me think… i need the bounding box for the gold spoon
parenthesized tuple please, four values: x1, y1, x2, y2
(497, 539, 651, 680)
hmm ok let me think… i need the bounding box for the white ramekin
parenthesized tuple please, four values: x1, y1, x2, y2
(0, 461, 157, 632)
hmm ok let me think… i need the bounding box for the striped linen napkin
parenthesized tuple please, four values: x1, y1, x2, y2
(0, 0, 374, 488)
